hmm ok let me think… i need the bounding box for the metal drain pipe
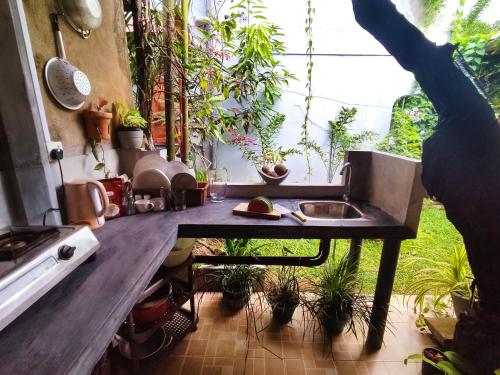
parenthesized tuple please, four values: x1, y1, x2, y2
(194, 239, 331, 267)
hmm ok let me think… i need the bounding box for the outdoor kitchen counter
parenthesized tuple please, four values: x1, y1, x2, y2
(0, 198, 414, 375)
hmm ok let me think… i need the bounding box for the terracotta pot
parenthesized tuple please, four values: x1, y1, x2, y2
(84, 110, 112, 142)
(118, 128, 144, 149)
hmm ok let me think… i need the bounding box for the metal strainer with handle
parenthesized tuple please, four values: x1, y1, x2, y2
(44, 13, 91, 110)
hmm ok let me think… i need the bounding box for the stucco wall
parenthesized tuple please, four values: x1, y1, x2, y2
(22, 0, 133, 157)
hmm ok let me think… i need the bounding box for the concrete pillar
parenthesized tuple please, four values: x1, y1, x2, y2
(0, 0, 60, 226)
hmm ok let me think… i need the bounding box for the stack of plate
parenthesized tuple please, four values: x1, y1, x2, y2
(132, 155, 197, 191)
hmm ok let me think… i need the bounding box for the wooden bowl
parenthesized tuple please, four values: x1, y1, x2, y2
(257, 169, 290, 185)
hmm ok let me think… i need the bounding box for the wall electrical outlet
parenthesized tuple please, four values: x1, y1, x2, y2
(47, 141, 64, 161)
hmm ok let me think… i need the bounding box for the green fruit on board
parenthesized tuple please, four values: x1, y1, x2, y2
(248, 196, 273, 213)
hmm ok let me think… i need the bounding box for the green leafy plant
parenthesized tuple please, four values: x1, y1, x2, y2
(112, 102, 147, 129)
(91, 140, 111, 179)
(422, 0, 447, 28)
(404, 247, 475, 325)
(228, 110, 299, 167)
(377, 108, 422, 159)
(222, 238, 265, 257)
(306, 253, 372, 338)
(452, 0, 499, 115)
(325, 107, 374, 183)
(265, 249, 300, 324)
(298, 0, 325, 180)
(219, 239, 265, 310)
(405, 349, 470, 375)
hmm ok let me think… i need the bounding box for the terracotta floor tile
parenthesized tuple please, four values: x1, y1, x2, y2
(314, 359, 335, 369)
(254, 357, 265, 374)
(188, 339, 209, 356)
(180, 356, 204, 375)
(201, 366, 223, 375)
(171, 340, 189, 355)
(285, 358, 306, 375)
(206, 339, 218, 357)
(214, 357, 234, 366)
(332, 351, 352, 361)
(361, 362, 390, 375)
(266, 358, 286, 375)
(263, 340, 283, 358)
(333, 361, 357, 375)
(233, 357, 252, 375)
(282, 342, 303, 359)
(215, 340, 236, 357)
(234, 340, 249, 357)
(155, 355, 184, 375)
(139, 294, 438, 375)
(384, 361, 419, 375)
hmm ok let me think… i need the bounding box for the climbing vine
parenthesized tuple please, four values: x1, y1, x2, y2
(299, 0, 324, 180)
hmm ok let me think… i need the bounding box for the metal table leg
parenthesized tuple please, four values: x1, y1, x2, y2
(347, 238, 363, 273)
(366, 239, 401, 350)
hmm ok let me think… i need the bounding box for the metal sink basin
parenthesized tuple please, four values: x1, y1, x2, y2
(299, 201, 363, 220)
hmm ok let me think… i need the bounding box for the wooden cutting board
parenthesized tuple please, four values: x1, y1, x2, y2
(232, 203, 282, 220)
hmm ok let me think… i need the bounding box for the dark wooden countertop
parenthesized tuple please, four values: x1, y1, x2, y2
(0, 198, 413, 375)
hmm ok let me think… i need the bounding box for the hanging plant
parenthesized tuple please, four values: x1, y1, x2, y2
(298, 0, 325, 181)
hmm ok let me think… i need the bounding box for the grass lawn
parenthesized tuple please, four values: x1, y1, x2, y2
(251, 199, 464, 293)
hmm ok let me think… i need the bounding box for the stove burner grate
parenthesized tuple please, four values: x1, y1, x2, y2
(0, 228, 60, 261)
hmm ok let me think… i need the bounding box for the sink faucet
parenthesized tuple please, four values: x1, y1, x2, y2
(340, 162, 352, 202)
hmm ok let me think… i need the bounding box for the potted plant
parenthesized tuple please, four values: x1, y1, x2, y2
(265, 261, 300, 325)
(113, 102, 147, 149)
(83, 98, 112, 142)
(221, 264, 259, 310)
(405, 247, 476, 322)
(308, 253, 371, 337)
(218, 239, 265, 310)
(405, 348, 482, 375)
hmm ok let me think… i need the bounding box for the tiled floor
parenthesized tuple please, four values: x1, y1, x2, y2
(148, 293, 434, 375)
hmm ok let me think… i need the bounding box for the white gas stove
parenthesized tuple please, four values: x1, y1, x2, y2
(0, 225, 99, 331)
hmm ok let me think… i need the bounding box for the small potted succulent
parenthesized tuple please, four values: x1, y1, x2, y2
(83, 98, 112, 142)
(113, 102, 147, 149)
(265, 260, 300, 325)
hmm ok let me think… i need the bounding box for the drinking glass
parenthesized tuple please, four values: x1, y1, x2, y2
(172, 190, 186, 211)
(208, 168, 228, 202)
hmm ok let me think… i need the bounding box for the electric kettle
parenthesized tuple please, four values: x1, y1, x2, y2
(64, 178, 110, 229)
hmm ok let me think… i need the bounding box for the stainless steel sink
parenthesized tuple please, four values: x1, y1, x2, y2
(299, 201, 363, 220)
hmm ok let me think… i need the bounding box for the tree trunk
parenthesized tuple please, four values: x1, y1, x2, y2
(131, 0, 154, 150)
(350, 1, 500, 373)
(164, 0, 176, 161)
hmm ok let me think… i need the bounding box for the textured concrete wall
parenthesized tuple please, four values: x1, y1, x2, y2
(22, 0, 133, 157)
